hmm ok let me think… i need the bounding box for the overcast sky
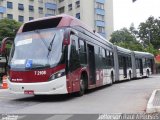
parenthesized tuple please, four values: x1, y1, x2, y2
(113, 0, 160, 31)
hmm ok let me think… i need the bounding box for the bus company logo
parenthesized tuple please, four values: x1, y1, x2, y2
(12, 78, 23, 82)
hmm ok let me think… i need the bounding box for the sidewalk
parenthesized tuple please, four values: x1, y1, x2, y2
(146, 89, 160, 113)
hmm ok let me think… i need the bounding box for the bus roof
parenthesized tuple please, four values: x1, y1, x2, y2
(116, 45, 132, 55)
(134, 51, 154, 58)
(17, 14, 114, 48)
(18, 14, 94, 34)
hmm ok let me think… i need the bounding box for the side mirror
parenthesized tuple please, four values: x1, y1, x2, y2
(63, 28, 78, 45)
(0, 37, 14, 54)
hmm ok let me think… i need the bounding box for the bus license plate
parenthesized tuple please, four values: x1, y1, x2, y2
(24, 90, 34, 95)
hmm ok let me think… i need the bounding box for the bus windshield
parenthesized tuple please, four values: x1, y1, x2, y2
(10, 28, 65, 70)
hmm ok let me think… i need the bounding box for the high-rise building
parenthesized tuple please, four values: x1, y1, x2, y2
(0, 0, 57, 22)
(0, 0, 113, 39)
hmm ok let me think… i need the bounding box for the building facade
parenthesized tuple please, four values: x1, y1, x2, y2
(0, 0, 57, 22)
(0, 0, 113, 39)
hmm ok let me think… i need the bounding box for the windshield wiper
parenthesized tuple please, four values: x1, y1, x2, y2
(34, 29, 49, 51)
(34, 29, 56, 57)
(48, 34, 56, 57)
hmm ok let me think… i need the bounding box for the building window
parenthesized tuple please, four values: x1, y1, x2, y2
(68, 4, 72, 11)
(96, 26, 105, 33)
(96, 14, 104, 21)
(75, 1, 80, 8)
(29, 17, 34, 21)
(58, 7, 65, 14)
(7, 2, 13, 9)
(18, 15, 24, 22)
(46, 9, 55, 15)
(18, 4, 24, 11)
(59, 0, 64, 3)
(7, 14, 13, 19)
(76, 13, 80, 19)
(29, 5, 34, 11)
(95, 2, 104, 9)
(38, 7, 43, 14)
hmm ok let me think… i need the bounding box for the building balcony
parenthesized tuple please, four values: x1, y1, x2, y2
(45, 3, 57, 10)
(96, 0, 105, 4)
(95, 8, 105, 15)
(95, 20, 105, 27)
(0, 6, 6, 13)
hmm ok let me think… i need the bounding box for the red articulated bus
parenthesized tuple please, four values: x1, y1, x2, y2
(5, 14, 114, 96)
(1, 14, 154, 96)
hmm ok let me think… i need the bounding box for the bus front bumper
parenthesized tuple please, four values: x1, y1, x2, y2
(7, 76, 68, 95)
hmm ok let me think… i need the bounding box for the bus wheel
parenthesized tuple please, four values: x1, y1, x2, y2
(110, 72, 114, 85)
(78, 78, 85, 96)
(146, 70, 149, 78)
(129, 72, 131, 80)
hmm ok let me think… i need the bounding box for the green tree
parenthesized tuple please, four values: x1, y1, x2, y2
(138, 16, 160, 50)
(110, 28, 143, 51)
(144, 43, 159, 55)
(0, 18, 21, 41)
(0, 19, 21, 76)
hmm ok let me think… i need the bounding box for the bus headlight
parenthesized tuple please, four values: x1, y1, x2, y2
(49, 69, 65, 81)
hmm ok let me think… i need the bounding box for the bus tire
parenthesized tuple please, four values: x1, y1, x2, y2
(77, 74, 87, 96)
(110, 72, 114, 85)
(129, 71, 131, 80)
(146, 70, 149, 78)
(77, 79, 85, 96)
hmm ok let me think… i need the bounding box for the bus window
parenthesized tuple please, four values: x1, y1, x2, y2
(110, 52, 114, 67)
(69, 35, 80, 72)
(136, 58, 139, 69)
(101, 48, 107, 69)
(142, 58, 146, 68)
(106, 50, 110, 68)
(95, 45, 101, 69)
(79, 39, 87, 64)
(118, 55, 123, 69)
(127, 57, 132, 68)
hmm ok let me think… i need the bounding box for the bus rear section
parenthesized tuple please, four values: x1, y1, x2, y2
(133, 51, 154, 78)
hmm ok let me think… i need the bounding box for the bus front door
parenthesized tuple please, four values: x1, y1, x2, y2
(87, 44, 96, 85)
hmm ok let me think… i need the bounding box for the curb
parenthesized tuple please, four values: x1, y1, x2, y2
(146, 89, 160, 113)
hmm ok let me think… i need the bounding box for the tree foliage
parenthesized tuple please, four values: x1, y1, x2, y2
(0, 18, 21, 41)
(138, 16, 160, 50)
(110, 28, 143, 51)
(110, 16, 160, 55)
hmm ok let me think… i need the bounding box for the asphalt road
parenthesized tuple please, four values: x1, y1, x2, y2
(0, 75, 160, 114)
